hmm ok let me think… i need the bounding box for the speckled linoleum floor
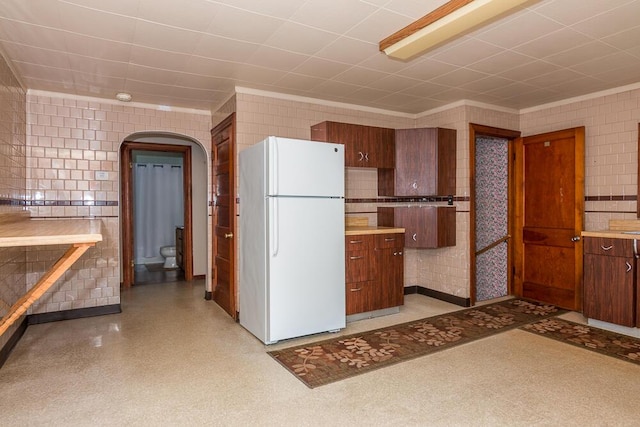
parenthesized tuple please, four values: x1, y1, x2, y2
(1, 280, 639, 426)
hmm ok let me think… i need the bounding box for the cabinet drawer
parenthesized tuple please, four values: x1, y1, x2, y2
(374, 233, 404, 249)
(583, 237, 634, 257)
(345, 250, 371, 283)
(345, 234, 374, 251)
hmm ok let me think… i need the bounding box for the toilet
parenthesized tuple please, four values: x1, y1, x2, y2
(159, 246, 177, 269)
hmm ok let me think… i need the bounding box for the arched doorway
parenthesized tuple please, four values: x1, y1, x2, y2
(119, 132, 209, 289)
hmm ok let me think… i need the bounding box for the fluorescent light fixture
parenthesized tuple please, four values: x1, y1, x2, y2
(380, 0, 535, 60)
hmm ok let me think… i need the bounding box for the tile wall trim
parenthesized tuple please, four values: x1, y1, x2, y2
(585, 195, 637, 201)
(404, 285, 471, 307)
(346, 196, 470, 203)
(23, 200, 118, 207)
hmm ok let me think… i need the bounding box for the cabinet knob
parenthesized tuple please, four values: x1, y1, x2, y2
(626, 261, 632, 273)
(601, 245, 613, 251)
(358, 151, 364, 161)
(412, 233, 417, 241)
(224, 232, 234, 239)
(364, 153, 369, 162)
(350, 287, 362, 292)
(571, 236, 581, 242)
(412, 181, 418, 189)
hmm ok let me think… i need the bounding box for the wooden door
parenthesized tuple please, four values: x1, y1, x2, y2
(211, 114, 236, 319)
(514, 127, 585, 310)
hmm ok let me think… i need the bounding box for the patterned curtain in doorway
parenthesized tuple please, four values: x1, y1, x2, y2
(475, 136, 508, 301)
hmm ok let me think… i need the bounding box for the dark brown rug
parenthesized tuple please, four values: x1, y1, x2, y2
(268, 298, 565, 388)
(520, 317, 640, 365)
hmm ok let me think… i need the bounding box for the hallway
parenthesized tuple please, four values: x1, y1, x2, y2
(1, 280, 639, 426)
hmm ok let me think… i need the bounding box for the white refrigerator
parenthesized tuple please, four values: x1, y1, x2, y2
(239, 136, 346, 344)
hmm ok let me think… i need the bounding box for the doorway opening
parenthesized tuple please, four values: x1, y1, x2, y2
(469, 123, 521, 306)
(120, 135, 205, 288)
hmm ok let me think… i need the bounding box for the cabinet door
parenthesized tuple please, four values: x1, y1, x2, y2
(583, 252, 635, 327)
(367, 126, 395, 168)
(378, 207, 455, 249)
(374, 233, 404, 309)
(379, 127, 456, 196)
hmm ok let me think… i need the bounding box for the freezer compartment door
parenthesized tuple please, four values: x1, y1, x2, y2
(267, 196, 345, 343)
(267, 136, 344, 198)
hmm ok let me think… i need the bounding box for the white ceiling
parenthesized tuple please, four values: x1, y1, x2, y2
(1, 0, 640, 114)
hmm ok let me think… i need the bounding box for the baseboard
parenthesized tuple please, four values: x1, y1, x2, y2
(0, 316, 28, 369)
(27, 304, 121, 325)
(204, 291, 212, 300)
(404, 285, 471, 307)
(192, 274, 206, 280)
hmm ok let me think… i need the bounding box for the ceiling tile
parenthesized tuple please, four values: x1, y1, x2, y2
(543, 41, 615, 68)
(247, 46, 308, 72)
(396, 58, 457, 80)
(59, 0, 141, 17)
(382, 0, 449, 19)
(333, 66, 389, 86)
(192, 34, 260, 63)
(533, 0, 623, 26)
(347, 8, 414, 42)
(213, 0, 303, 19)
(264, 21, 339, 55)
(68, 54, 128, 76)
(57, 2, 137, 44)
(431, 39, 503, 67)
(602, 25, 640, 51)
(430, 68, 488, 87)
(62, 33, 132, 63)
(204, 5, 284, 43)
(132, 21, 203, 54)
(129, 46, 191, 73)
(127, 64, 180, 86)
(136, 0, 220, 32)
(183, 56, 238, 79)
(524, 68, 586, 88)
(272, 73, 325, 91)
(0, 18, 68, 51)
(475, 12, 563, 49)
(0, 0, 63, 26)
(314, 37, 378, 65)
(290, 0, 378, 34)
(292, 58, 350, 79)
(570, 51, 640, 76)
(513, 28, 592, 59)
(461, 75, 516, 93)
(0, 42, 71, 70)
(572, 2, 640, 39)
(497, 60, 561, 81)
(466, 50, 535, 75)
(371, 74, 421, 92)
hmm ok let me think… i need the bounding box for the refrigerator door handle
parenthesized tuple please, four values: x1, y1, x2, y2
(272, 198, 279, 257)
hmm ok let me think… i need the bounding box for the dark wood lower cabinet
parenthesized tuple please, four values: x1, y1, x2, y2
(345, 233, 404, 316)
(378, 206, 455, 249)
(582, 237, 637, 327)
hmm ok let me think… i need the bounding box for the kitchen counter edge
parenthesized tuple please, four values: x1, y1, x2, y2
(581, 230, 640, 240)
(345, 226, 405, 236)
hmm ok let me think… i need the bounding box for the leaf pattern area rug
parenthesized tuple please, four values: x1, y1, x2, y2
(268, 298, 565, 388)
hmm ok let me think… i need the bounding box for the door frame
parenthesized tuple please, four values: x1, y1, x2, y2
(120, 141, 193, 287)
(469, 123, 521, 306)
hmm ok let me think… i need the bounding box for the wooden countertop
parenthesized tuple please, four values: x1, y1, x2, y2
(345, 226, 405, 236)
(0, 218, 103, 247)
(581, 230, 640, 240)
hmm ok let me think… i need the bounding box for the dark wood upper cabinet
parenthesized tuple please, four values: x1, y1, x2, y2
(310, 121, 394, 168)
(379, 127, 456, 197)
